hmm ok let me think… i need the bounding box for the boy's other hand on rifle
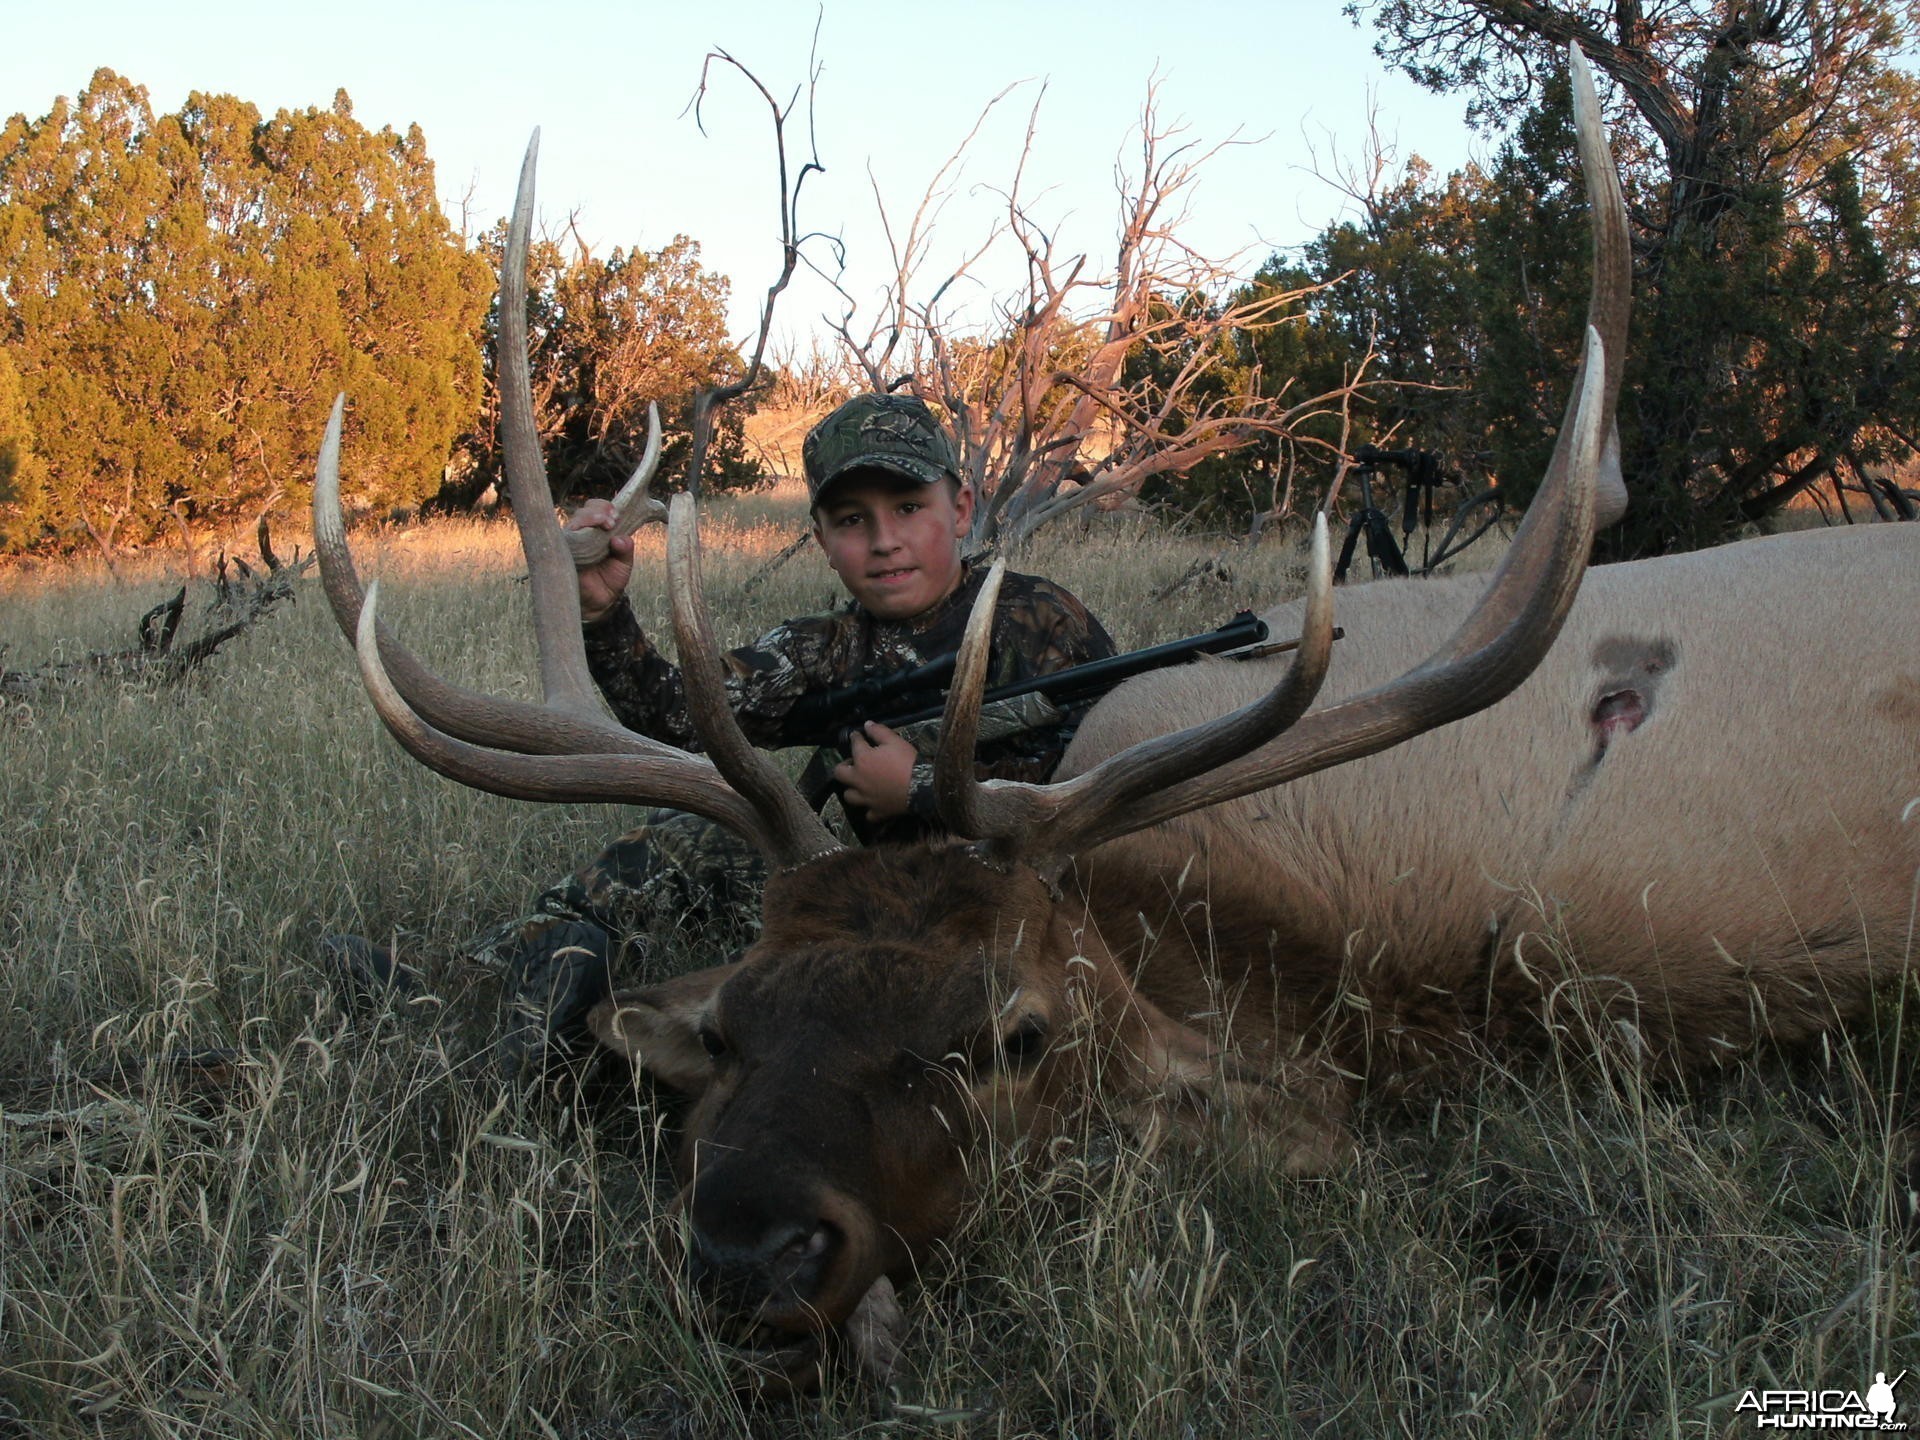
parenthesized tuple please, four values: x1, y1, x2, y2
(834, 721, 915, 820)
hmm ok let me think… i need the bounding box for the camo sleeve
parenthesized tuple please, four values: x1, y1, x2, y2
(1001, 576, 1118, 685)
(901, 575, 1117, 824)
(581, 597, 839, 752)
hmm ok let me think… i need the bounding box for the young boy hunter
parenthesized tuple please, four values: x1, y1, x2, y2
(476, 393, 1117, 1075)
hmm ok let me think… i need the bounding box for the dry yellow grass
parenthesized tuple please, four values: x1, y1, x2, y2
(0, 491, 1912, 1438)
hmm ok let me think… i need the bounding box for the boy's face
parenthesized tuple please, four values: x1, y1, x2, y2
(811, 470, 975, 621)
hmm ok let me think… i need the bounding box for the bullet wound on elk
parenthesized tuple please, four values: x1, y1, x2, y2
(1868, 673, 1920, 723)
(1588, 635, 1673, 760)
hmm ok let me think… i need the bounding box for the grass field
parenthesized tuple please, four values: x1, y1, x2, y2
(0, 489, 1913, 1438)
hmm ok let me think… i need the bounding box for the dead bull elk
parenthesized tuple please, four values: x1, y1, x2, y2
(314, 48, 1918, 1388)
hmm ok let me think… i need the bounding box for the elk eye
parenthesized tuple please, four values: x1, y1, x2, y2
(998, 1016, 1050, 1068)
(697, 1024, 727, 1061)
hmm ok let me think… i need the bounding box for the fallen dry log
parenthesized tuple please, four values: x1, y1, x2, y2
(0, 518, 313, 700)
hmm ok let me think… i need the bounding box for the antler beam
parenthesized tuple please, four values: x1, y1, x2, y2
(313, 132, 841, 871)
(934, 43, 1625, 873)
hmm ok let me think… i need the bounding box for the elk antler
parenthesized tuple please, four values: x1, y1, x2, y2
(934, 515, 1335, 850)
(666, 494, 839, 859)
(494, 131, 603, 722)
(309, 134, 614, 743)
(350, 580, 774, 844)
(314, 396, 666, 758)
(937, 43, 1625, 873)
(564, 401, 666, 568)
(315, 133, 839, 869)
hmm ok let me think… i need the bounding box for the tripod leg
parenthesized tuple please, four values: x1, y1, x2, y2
(1334, 513, 1367, 583)
(1364, 508, 1410, 578)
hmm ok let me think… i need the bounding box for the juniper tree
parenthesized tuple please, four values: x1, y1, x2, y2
(446, 229, 762, 510)
(0, 346, 46, 552)
(0, 70, 491, 549)
(1341, 0, 1920, 555)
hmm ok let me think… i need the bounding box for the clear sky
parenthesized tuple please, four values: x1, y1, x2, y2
(3, 0, 1488, 352)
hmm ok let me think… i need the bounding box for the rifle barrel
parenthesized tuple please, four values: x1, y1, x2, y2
(880, 611, 1271, 730)
(781, 650, 958, 740)
(780, 609, 1330, 752)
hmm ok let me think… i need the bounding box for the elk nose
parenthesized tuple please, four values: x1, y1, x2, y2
(687, 1217, 841, 1306)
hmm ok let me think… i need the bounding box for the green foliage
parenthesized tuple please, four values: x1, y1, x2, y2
(1337, 0, 1920, 557)
(1282, 157, 1495, 474)
(0, 345, 47, 551)
(0, 70, 492, 549)
(1229, 78, 1615, 536)
(0, 70, 766, 548)
(443, 229, 765, 509)
(1137, 159, 1499, 531)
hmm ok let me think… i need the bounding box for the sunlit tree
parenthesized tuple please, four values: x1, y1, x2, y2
(0, 71, 491, 549)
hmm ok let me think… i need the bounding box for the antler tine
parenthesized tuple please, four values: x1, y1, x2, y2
(498, 130, 604, 719)
(935, 520, 1336, 860)
(931, 560, 1007, 839)
(938, 42, 1622, 872)
(1064, 323, 1605, 855)
(666, 493, 841, 865)
(312, 394, 675, 758)
(352, 580, 783, 848)
(1441, 42, 1628, 661)
(565, 401, 667, 568)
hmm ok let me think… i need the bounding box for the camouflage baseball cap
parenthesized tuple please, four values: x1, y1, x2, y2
(802, 393, 960, 504)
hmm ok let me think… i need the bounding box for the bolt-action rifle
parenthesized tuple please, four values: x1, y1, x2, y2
(781, 610, 1339, 759)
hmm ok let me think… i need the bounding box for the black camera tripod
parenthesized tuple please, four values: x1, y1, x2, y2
(1332, 444, 1506, 583)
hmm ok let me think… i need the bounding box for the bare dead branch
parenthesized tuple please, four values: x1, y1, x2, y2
(742, 529, 816, 594)
(683, 44, 829, 495)
(820, 83, 1387, 555)
(0, 523, 314, 700)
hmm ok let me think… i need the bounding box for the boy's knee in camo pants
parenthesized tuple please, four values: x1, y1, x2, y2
(471, 807, 768, 1078)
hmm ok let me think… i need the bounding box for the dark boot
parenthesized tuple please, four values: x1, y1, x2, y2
(496, 921, 618, 1082)
(319, 933, 422, 1010)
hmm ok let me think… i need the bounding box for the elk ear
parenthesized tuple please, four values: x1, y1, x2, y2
(587, 960, 741, 1096)
(1105, 989, 1355, 1175)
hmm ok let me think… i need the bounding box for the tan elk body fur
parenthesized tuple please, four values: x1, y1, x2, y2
(1072, 522, 1920, 1082)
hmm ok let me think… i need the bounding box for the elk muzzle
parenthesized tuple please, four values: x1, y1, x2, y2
(681, 1150, 888, 1335)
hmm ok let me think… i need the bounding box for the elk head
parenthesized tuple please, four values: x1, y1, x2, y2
(313, 45, 1626, 1388)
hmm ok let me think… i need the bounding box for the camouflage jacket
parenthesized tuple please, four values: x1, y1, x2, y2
(580, 564, 1117, 845)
